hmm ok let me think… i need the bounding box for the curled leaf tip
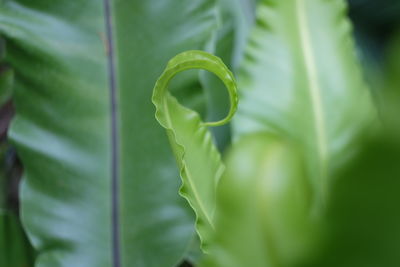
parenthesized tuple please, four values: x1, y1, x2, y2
(152, 50, 238, 249)
(153, 50, 238, 127)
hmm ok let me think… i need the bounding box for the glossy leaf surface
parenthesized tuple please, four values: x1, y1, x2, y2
(0, 1, 218, 266)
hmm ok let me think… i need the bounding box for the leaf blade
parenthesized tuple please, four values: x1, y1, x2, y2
(0, 1, 220, 266)
(234, 0, 375, 201)
(152, 50, 238, 249)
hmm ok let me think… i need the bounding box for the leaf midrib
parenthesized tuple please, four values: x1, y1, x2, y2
(295, 0, 328, 197)
(103, 0, 121, 266)
(163, 96, 215, 231)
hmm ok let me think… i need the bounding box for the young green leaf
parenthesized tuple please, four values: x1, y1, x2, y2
(152, 50, 238, 249)
(201, 133, 319, 267)
(234, 0, 376, 204)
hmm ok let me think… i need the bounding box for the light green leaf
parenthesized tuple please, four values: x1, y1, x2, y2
(152, 50, 238, 249)
(234, 0, 375, 202)
(201, 133, 319, 267)
(0, 1, 219, 266)
(206, 132, 400, 267)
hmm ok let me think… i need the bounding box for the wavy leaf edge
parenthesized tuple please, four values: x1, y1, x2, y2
(152, 50, 238, 249)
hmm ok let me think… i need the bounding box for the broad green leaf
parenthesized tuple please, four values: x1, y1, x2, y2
(0, 1, 218, 266)
(234, 0, 375, 202)
(152, 50, 238, 250)
(201, 133, 319, 267)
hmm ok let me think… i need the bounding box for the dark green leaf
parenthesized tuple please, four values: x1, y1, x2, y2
(0, 1, 218, 266)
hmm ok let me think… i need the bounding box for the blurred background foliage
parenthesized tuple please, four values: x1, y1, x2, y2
(0, 0, 399, 266)
(199, 1, 400, 266)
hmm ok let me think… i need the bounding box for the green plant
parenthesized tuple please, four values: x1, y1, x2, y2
(0, 1, 221, 266)
(0, 0, 399, 266)
(152, 50, 238, 251)
(153, 0, 400, 266)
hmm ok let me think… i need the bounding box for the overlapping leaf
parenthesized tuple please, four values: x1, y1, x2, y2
(0, 1, 219, 266)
